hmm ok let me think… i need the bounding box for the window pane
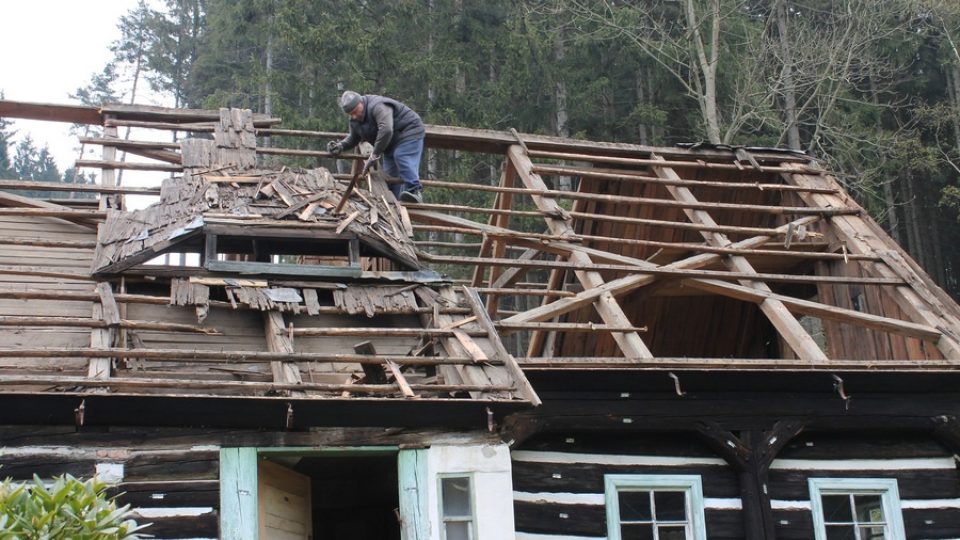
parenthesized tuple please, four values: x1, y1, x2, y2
(441, 477, 472, 517)
(825, 525, 856, 540)
(822, 495, 853, 522)
(445, 521, 471, 540)
(620, 524, 654, 540)
(657, 524, 688, 540)
(654, 491, 687, 521)
(619, 490, 652, 521)
(859, 525, 887, 540)
(853, 495, 884, 523)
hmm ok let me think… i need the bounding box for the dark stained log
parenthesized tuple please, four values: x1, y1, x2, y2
(128, 514, 218, 538)
(768, 469, 960, 500)
(513, 500, 606, 537)
(511, 460, 739, 498)
(0, 424, 502, 449)
(109, 480, 218, 508)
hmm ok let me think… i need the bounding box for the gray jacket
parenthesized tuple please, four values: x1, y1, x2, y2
(339, 95, 425, 156)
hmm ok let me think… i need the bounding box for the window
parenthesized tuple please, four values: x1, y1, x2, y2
(604, 475, 707, 540)
(809, 478, 906, 540)
(439, 475, 476, 540)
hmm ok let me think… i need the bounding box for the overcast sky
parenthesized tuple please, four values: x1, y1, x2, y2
(1, 0, 161, 170)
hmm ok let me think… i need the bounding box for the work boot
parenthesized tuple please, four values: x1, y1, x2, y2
(399, 189, 423, 204)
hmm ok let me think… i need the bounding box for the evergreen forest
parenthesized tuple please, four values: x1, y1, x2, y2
(4, 0, 960, 298)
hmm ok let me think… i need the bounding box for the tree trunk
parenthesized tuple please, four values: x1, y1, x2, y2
(635, 71, 649, 146)
(554, 27, 572, 191)
(775, 0, 801, 150)
(684, 0, 722, 143)
(263, 24, 274, 154)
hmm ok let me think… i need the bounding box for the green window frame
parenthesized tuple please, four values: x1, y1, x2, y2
(809, 478, 906, 540)
(603, 474, 707, 540)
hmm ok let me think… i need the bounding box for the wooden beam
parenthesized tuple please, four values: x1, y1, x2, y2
(0, 374, 513, 395)
(527, 148, 813, 174)
(501, 216, 820, 325)
(0, 179, 160, 196)
(528, 164, 838, 193)
(784, 165, 960, 358)
(683, 278, 943, 342)
(508, 144, 654, 360)
(263, 311, 304, 397)
(421, 178, 856, 216)
(653, 157, 828, 362)
(0, 190, 100, 228)
(0, 347, 490, 366)
(461, 287, 541, 406)
(0, 100, 102, 124)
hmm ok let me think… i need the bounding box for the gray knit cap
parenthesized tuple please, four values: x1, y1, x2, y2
(340, 91, 362, 113)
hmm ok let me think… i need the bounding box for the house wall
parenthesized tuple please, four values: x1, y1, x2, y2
(0, 425, 509, 540)
(770, 432, 960, 539)
(0, 215, 95, 373)
(0, 426, 220, 538)
(511, 433, 743, 539)
(511, 431, 960, 540)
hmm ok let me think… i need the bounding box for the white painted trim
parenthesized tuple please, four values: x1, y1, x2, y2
(512, 490, 743, 511)
(771, 499, 812, 510)
(771, 457, 955, 471)
(704, 497, 742, 510)
(516, 533, 605, 540)
(512, 450, 727, 467)
(515, 533, 605, 540)
(902, 498, 960, 509)
(513, 491, 604, 505)
(132, 507, 215, 518)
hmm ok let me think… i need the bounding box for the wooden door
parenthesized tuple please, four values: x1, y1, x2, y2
(258, 459, 312, 540)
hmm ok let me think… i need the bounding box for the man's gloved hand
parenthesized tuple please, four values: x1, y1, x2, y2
(326, 140, 343, 156)
(361, 154, 380, 175)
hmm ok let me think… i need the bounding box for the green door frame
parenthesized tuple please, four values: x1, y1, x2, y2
(219, 446, 428, 540)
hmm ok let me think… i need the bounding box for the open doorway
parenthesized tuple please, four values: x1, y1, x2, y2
(261, 453, 401, 540)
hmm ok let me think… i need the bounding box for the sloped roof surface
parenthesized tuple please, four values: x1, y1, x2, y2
(0, 99, 958, 430)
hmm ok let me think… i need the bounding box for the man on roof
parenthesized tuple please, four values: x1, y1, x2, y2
(327, 91, 426, 204)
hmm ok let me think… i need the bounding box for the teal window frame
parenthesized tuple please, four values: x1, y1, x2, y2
(603, 474, 707, 540)
(808, 478, 906, 540)
(220, 446, 428, 540)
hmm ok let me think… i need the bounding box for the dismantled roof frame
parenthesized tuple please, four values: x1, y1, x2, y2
(0, 99, 959, 428)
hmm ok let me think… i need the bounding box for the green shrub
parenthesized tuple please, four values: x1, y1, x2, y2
(0, 474, 151, 539)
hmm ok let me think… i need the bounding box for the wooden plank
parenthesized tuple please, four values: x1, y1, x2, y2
(461, 287, 541, 406)
(95, 282, 122, 326)
(385, 360, 416, 398)
(263, 311, 304, 391)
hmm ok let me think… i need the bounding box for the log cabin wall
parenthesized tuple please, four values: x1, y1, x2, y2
(768, 432, 960, 539)
(0, 426, 221, 538)
(511, 431, 960, 540)
(512, 432, 743, 539)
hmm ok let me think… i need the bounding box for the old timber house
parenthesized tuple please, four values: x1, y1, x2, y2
(1, 99, 960, 540)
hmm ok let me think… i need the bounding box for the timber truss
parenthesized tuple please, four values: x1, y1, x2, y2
(0, 100, 958, 413)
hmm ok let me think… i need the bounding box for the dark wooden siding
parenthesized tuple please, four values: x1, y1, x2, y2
(0, 430, 219, 539)
(512, 433, 742, 539)
(513, 431, 960, 540)
(771, 432, 960, 540)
